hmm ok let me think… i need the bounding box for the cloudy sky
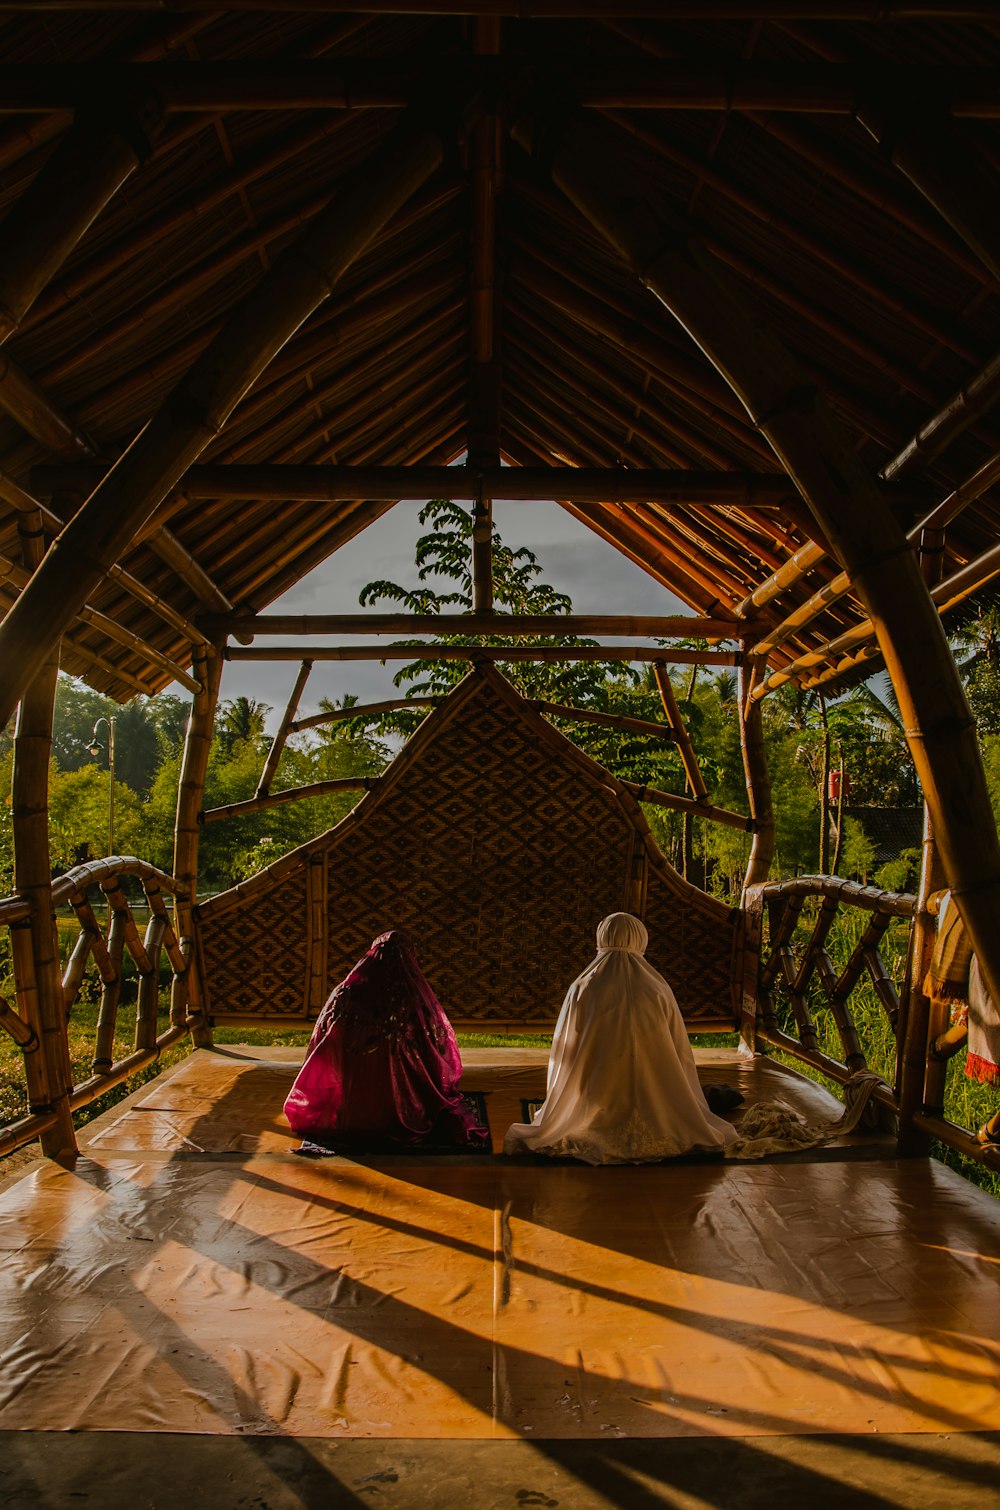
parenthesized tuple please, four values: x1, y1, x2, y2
(214, 499, 691, 733)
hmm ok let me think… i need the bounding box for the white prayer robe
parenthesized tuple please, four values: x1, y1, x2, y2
(504, 912, 737, 1164)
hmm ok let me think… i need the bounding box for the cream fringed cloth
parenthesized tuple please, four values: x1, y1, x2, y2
(725, 1069, 884, 1160)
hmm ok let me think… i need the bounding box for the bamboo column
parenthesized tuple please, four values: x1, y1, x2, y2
(896, 808, 942, 1156)
(172, 645, 223, 1047)
(0, 109, 446, 728)
(739, 657, 775, 889)
(513, 107, 1000, 1013)
(10, 512, 76, 1159)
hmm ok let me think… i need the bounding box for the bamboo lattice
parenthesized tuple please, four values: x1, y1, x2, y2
(195, 666, 742, 1030)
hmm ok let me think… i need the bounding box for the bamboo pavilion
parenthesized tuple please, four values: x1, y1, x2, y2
(1, 4, 999, 1505)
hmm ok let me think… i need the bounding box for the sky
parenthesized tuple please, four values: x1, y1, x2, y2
(211, 498, 691, 733)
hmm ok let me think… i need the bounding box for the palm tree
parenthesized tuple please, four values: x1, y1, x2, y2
(216, 696, 270, 755)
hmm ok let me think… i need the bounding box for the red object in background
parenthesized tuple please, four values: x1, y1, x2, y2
(828, 769, 850, 803)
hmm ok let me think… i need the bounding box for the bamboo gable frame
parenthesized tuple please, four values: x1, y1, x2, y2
(194, 666, 742, 1032)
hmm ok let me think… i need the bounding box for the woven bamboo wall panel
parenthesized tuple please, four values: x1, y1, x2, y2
(195, 667, 740, 1028)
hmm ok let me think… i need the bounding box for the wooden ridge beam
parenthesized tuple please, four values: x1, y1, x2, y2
(224, 644, 741, 665)
(30, 462, 802, 506)
(0, 61, 999, 116)
(881, 347, 1000, 481)
(202, 612, 741, 638)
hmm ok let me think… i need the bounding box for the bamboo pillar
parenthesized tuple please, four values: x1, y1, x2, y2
(0, 110, 446, 727)
(513, 108, 1000, 1015)
(739, 657, 775, 889)
(11, 512, 76, 1159)
(172, 646, 223, 1047)
(0, 96, 163, 344)
(896, 807, 942, 1155)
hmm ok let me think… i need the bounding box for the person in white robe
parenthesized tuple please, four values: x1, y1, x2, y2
(503, 911, 737, 1164)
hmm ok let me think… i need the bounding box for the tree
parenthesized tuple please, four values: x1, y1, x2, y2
(358, 499, 634, 718)
(216, 696, 270, 756)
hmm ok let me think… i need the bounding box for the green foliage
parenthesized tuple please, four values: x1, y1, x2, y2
(358, 499, 635, 715)
(840, 816, 876, 883)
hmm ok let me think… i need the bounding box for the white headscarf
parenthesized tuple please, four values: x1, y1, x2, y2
(504, 912, 736, 1164)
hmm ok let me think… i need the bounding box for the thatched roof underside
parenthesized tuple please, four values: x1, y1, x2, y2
(1, 4, 1000, 702)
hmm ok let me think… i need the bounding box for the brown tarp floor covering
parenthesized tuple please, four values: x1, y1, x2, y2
(1, 1046, 998, 1454)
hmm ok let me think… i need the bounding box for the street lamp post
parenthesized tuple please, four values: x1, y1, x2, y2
(89, 715, 116, 856)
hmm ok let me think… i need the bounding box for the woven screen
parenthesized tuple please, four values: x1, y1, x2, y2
(195, 666, 741, 1030)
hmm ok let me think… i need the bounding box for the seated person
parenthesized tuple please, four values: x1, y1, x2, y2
(927, 892, 1000, 1148)
(283, 929, 486, 1149)
(504, 911, 737, 1164)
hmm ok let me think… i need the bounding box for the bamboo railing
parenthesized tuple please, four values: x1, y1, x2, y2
(746, 874, 1000, 1173)
(0, 857, 195, 1159)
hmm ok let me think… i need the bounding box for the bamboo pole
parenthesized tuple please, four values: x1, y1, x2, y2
(202, 776, 376, 823)
(777, 538, 1000, 696)
(290, 696, 440, 734)
(739, 657, 775, 887)
(1, 3, 996, 16)
(3, 60, 1000, 117)
(653, 661, 708, 799)
(173, 646, 222, 1048)
(256, 659, 312, 798)
(856, 101, 1000, 284)
(0, 469, 208, 647)
(0, 349, 95, 455)
(519, 108, 1000, 1012)
(0, 111, 446, 728)
(224, 644, 741, 665)
(204, 612, 742, 639)
(881, 347, 1000, 481)
(10, 513, 75, 1159)
(529, 700, 677, 741)
(0, 95, 162, 343)
(0, 549, 199, 691)
(620, 780, 754, 832)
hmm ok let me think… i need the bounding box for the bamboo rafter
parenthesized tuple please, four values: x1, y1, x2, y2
(202, 612, 743, 638)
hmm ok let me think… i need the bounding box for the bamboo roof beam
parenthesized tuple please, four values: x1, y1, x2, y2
(0, 95, 163, 344)
(202, 613, 741, 639)
(748, 448, 1000, 657)
(518, 105, 1000, 1013)
(0, 467, 207, 647)
(790, 539, 1000, 697)
(508, 309, 735, 470)
(855, 100, 1000, 286)
(0, 550, 200, 693)
(0, 349, 96, 456)
(23, 114, 358, 332)
(603, 109, 979, 366)
(225, 644, 741, 666)
(3, 61, 1000, 118)
(256, 659, 312, 799)
(3, 3, 998, 16)
(0, 582, 159, 699)
(0, 111, 447, 726)
(881, 348, 1000, 482)
(32, 462, 800, 507)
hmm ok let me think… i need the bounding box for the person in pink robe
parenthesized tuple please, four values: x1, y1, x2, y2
(283, 929, 486, 1149)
